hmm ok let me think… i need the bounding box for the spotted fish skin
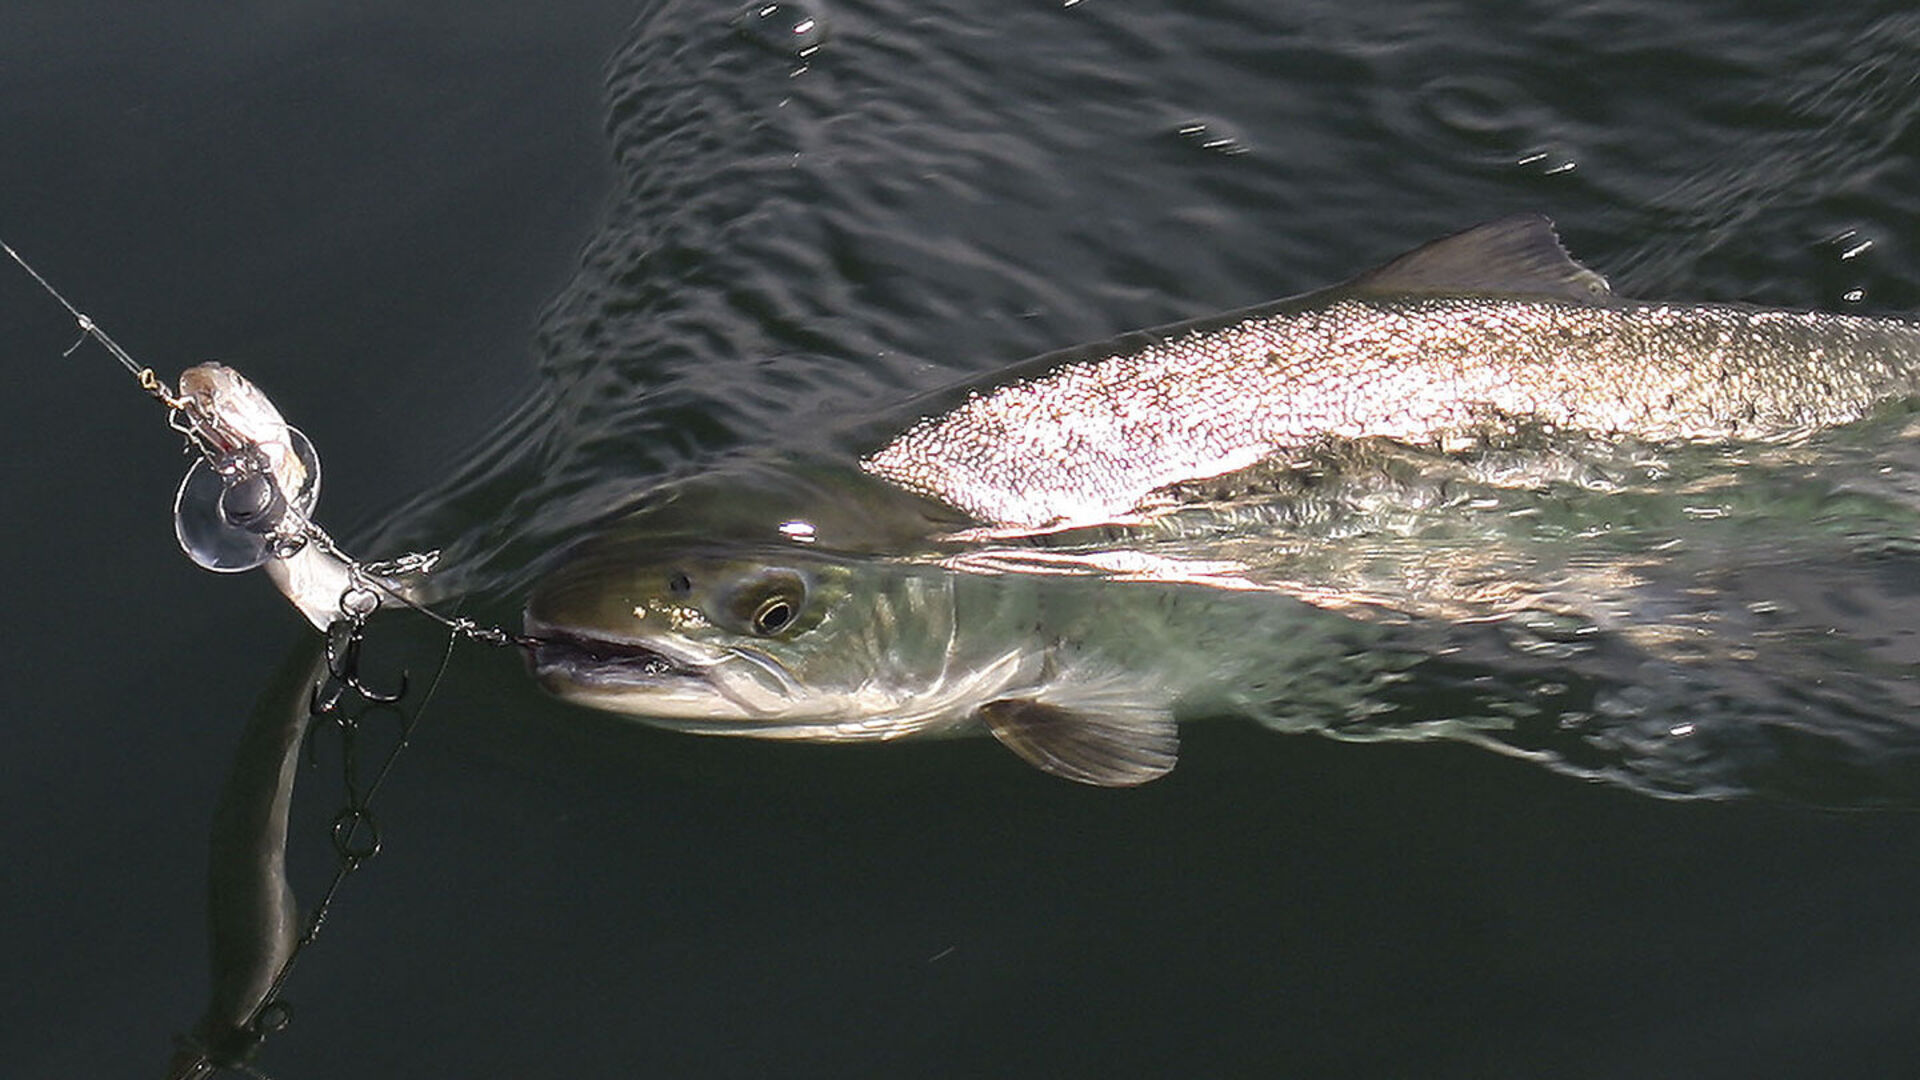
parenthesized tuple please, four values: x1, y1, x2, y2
(861, 218, 1920, 529)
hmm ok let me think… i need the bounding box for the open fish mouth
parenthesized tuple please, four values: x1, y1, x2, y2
(522, 616, 701, 689)
(521, 613, 814, 726)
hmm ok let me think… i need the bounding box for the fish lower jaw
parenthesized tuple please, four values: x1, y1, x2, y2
(545, 680, 987, 742)
(551, 683, 761, 723)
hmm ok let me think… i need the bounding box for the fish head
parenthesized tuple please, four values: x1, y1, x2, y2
(524, 536, 1015, 740)
(525, 530, 1185, 787)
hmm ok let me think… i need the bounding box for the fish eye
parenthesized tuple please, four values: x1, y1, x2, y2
(723, 569, 813, 637)
(751, 594, 797, 636)
(667, 571, 692, 597)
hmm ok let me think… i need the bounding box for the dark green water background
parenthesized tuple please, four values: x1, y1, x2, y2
(6, 1, 1920, 1075)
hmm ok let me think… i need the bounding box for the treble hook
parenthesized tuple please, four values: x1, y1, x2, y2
(309, 617, 407, 713)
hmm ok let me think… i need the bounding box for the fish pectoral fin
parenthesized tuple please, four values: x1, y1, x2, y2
(977, 696, 1178, 788)
(1344, 214, 1613, 302)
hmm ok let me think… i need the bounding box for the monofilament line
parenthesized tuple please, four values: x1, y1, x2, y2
(2, 237, 148, 378)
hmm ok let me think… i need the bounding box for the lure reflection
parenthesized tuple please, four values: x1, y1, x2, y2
(528, 217, 1920, 798)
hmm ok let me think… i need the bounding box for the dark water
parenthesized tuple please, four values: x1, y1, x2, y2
(8, 1, 1920, 1076)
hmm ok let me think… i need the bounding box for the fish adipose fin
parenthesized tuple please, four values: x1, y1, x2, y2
(978, 693, 1178, 788)
(1345, 214, 1612, 302)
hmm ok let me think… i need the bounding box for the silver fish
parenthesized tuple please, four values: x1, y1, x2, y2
(525, 537, 1401, 787)
(523, 494, 1920, 796)
(526, 217, 1920, 792)
(862, 215, 1920, 529)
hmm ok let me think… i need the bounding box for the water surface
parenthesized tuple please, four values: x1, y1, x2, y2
(7, 1, 1920, 1076)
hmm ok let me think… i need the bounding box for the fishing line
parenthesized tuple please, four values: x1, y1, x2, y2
(1, 237, 149, 380)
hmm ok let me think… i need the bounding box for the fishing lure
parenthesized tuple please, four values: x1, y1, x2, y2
(0, 238, 531, 648)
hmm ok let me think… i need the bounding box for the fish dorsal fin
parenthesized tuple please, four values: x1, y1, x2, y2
(979, 691, 1178, 788)
(1345, 214, 1612, 302)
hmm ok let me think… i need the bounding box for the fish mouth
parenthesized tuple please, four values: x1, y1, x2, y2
(521, 613, 813, 726)
(522, 615, 702, 690)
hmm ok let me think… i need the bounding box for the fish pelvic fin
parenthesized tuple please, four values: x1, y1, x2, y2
(1344, 214, 1612, 303)
(978, 683, 1178, 787)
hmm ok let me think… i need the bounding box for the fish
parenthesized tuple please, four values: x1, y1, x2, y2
(524, 535, 1414, 787)
(525, 216, 1920, 791)
(522, 500, 1920, 797)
